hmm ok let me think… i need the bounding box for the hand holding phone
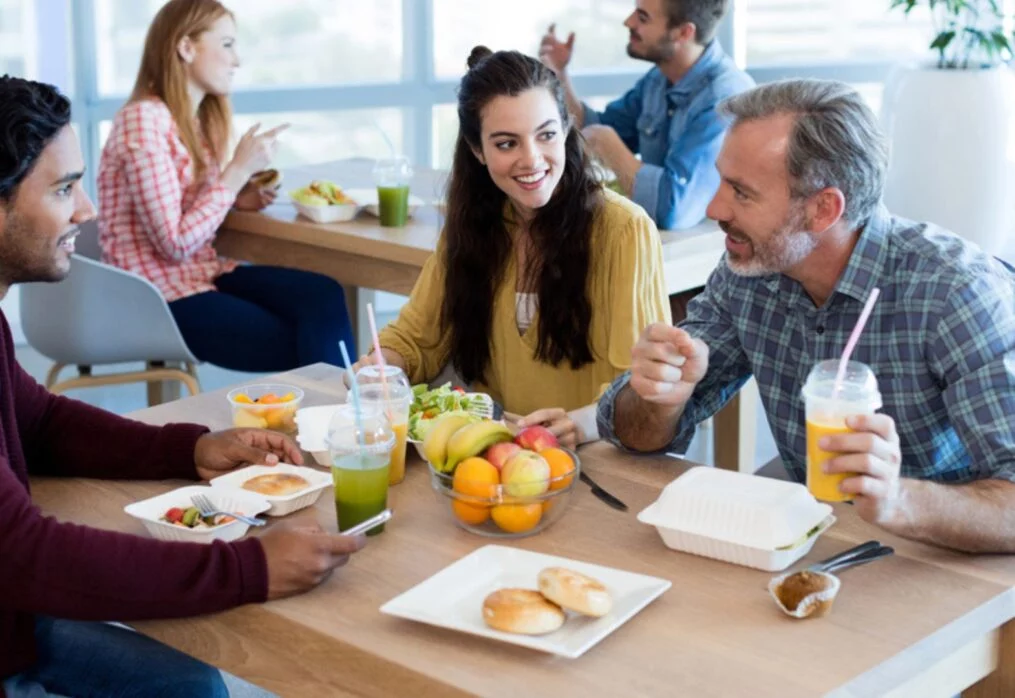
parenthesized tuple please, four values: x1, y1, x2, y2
(341, 509, 392, 537)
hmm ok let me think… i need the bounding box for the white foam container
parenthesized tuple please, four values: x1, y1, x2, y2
(124, 485, 270, 544)
(637, 466, 835, 572)
(209, 463, 332, 516)
(295, 404, 343, 465)
(292, 200, 359, 223)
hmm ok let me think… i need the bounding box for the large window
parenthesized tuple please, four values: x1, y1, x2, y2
(11, 0, 939, 196)
(743, 0, 934, 67)
(94, 0, 404, 96)
(432, 0, 639, 78)
(0, 0, 35, 78)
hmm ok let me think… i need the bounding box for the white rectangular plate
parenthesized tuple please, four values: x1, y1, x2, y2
(380, 545, 671, 659)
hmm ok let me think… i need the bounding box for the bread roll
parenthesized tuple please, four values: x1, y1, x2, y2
(538, 567, 612, 617)
(250, 168, 282, 190)
(482, 589, 565, 635)
(241, 472, 309, 496)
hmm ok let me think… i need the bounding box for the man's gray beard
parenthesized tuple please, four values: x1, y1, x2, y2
(726, 228, 818, 277)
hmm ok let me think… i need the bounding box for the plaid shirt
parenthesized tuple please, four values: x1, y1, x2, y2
(97, 99, 237, 302)
(598, 206, 1015, 484)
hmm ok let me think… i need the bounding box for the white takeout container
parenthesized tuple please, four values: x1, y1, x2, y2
(124, 485, 270, 544)
(637, 466, 835, 571)
(210, 463, 332, 516)
(294, 403, 343, 465)
(291, 199, 359, 223)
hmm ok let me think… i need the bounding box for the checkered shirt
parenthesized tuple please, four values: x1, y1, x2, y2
(598, 206, 1015, 484)
(97, 99, 237, 302)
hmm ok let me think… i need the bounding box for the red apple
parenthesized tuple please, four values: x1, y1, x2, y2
(514, 425, 558, 452)
(484, 442, 521, 472)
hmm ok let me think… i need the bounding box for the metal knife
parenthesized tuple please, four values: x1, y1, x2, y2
(580, 471, 628, 511)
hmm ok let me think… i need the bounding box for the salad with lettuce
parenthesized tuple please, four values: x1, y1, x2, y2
(408, 383, 478, 441)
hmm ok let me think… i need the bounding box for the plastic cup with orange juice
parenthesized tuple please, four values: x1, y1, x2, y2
(801, 359, 882, 502)
(356, 366, 412, 485)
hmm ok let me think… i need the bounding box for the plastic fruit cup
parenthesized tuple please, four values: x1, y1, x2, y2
(426, 450, 581, 539)
(227, 384, 305, 435)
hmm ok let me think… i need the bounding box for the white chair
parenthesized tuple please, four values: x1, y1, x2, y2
(20, 221, 200, 402)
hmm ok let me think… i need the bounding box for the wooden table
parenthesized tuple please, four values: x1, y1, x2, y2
(30, 365, 1015, 698)
(216, 160, 758, 473)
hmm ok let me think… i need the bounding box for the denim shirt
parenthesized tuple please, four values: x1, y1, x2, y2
(583, 41, 753, 230)
(597, 207, 1015, 485)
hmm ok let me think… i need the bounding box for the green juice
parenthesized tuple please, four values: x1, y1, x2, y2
(332, 453, 390, 535)
(377, 185, 410, 227)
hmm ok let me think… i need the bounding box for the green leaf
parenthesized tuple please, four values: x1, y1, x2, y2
(930, 30, 956, 51)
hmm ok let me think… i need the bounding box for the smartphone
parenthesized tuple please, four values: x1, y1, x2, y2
(341, 509, 392, 537)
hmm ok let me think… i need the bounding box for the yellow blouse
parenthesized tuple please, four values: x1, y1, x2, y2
(378, 190, 672, 415)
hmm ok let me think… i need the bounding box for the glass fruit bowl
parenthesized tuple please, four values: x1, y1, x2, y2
(226, 383, 304, 435)
(426, 448, 581, 539)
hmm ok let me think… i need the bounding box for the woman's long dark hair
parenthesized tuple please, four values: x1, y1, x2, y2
(442, 46, 601, 385)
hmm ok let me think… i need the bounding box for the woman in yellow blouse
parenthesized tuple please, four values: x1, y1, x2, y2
(364, 46, 670, 447)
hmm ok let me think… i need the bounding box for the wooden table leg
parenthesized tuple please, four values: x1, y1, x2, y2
(964, 618, 1015, 697)
(146, 361, 182, 406)
(713, 378, 758, 473)
(345, 284, 361, 354)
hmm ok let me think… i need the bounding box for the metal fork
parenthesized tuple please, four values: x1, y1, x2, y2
(807, 540, 894, 574)
(190, 494, 266, 527)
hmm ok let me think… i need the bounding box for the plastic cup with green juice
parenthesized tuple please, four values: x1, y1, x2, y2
(373, 155, 413, 227)
(327, 404, 395, 535)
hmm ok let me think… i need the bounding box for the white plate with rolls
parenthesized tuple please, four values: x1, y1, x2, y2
(209, 463, 331, 517)
(379, 545, 671, 658)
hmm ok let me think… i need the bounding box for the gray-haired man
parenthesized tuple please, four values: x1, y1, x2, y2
(597, 78, 1015, 554)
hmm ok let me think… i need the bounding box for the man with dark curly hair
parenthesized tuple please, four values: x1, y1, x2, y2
(0, 76, 366, 698)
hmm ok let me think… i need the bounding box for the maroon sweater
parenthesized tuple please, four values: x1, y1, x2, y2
(0, 314, 268, 680)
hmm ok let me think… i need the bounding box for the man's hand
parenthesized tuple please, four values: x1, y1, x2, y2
(194, 428, 304, 481)
(258, 522, 367, 600)
(823, 414, 903, 526)
(538, 23, 575, 75)
(629, 324, 709, 408)
(582, 124, 628, 161)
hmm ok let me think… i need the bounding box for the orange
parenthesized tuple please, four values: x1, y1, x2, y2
(452, 457, 499, 526)
(452, 457, 499, 499)
(491, 502, 543, 533)
(452, 500, 490, 525)
(257, 393, 282, 404)
(540, 448, 576, 491)
(233, 393, 253, 404)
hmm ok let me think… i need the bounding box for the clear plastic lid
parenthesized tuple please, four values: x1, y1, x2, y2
(355, 365, 411, 402)
(327, 404, 396, 458)
(801, 359, 881, 409)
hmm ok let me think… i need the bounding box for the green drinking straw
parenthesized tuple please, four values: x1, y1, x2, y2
(338, 341, 366, 448)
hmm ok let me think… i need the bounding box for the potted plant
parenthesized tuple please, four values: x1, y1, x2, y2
(881, 0, 1015, 257)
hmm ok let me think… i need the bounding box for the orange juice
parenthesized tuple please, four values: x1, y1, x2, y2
(389, 421, 408, 484)
(801, 359, 882, 503)
(806, 419, 855, 502)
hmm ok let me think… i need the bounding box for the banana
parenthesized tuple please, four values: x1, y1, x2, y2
(422, 412, 476, 471)
(444, 420, 514, 474)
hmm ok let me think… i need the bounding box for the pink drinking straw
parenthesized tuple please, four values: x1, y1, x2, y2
(833, 287, 881, 398)
(366, 302, 393, 419)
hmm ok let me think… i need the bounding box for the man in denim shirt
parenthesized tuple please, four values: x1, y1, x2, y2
(598, 79, 1015, 554)
(539, 0, 753, 229)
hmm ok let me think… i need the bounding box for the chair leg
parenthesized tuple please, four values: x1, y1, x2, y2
(45, 363, 68, 390)
(146, 361, 166, 406)
(50, 367, 202, 403)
